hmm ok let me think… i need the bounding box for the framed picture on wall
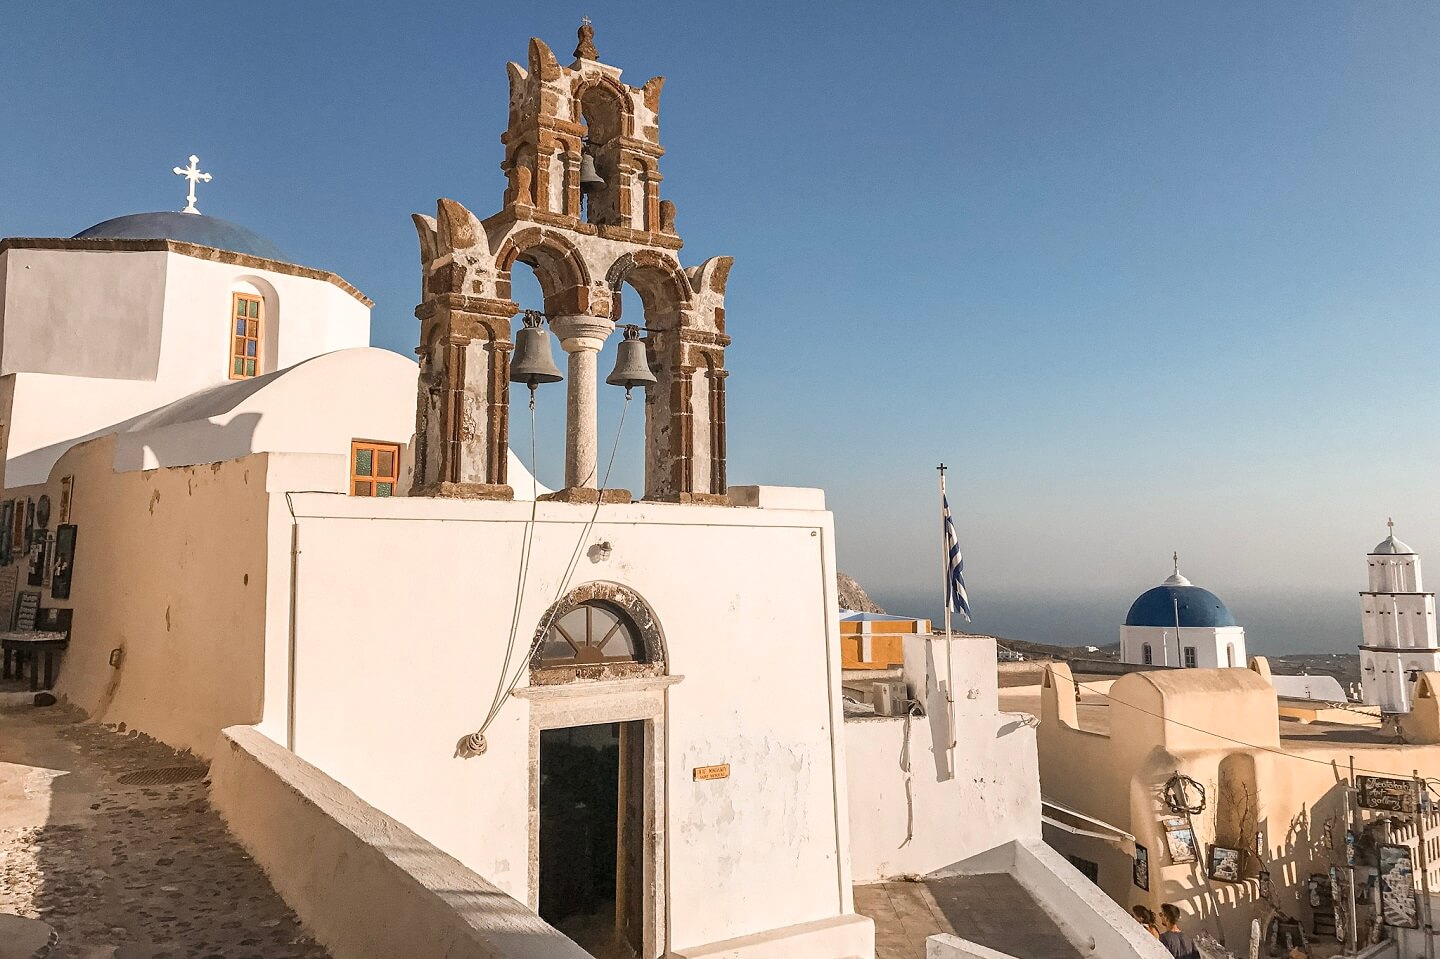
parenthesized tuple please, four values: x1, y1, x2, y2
(1133, 843, 1149, 890)
(1209, 846, 1242, 882)
(51, 525, 76, 600)
(1164, 823, 1199, 865)
(58, 476, 73, 524)
(1380, 844, 1420, 928)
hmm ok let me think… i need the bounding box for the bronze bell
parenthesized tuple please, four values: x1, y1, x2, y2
(606, 325, 656, 391)
(579, 152, 605, 193)
(509, 312, 563, 387)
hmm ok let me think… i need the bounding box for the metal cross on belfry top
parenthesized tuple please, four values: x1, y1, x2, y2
(172, 155, 212, 215)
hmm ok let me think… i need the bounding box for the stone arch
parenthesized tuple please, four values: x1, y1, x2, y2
(496, 227, 595, 316)
(571, 75, 633, 140)
(605, 250, 691, 325)
(529, 581, 667, 685)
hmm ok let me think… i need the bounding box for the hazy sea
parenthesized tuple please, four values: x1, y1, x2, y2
(868, 587, 1361, 657)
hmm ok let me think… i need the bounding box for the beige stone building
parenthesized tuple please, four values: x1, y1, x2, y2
(1012, 660, 1440, 951)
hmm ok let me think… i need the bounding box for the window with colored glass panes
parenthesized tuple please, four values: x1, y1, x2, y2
(231, 293, 262, 379)
(351, 440, 400, 497)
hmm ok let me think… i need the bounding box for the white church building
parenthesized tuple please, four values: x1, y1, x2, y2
(1359, 523, 1440, 713)
(0, 23, 1166, 959)
(1119, 556, 1247, 669)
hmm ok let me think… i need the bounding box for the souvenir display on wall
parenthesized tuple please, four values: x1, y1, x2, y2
(35, 494, 50, 531)
(23, 499, 34, 550)
(58, 476, 73, 524)
(51, 525, 76, 600)
(40, 532, 54, 588)
(1164, 821, 1199, 865)
(13, 590, 39, 631)
(26, 538, 48, 588)
(1259, 868, 1272, 899)
(10, 500, 25, 554)
(1133, 843, 1149, 890)
(0, 501, 12, 565)
(0, 567, 17, 629)
(1208, 845, 1242, 882)
(1379, 844, 1419, 928)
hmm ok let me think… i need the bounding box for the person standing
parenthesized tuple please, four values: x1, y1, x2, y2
(1159, 903, 1201, 959)
(1131, 905, 1160, 938)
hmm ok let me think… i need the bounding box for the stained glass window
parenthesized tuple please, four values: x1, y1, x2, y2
(350, 440, 400, 497)
(230, 293, 263, 380)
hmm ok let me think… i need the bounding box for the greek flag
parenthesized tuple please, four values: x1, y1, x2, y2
(942, 493, 972, 621)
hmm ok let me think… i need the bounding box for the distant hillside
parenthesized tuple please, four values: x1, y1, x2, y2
(837, 573, 885, 614)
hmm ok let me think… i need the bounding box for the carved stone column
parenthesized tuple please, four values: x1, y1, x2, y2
(548, 314, 616, 492)
(411, 295, 515, 500)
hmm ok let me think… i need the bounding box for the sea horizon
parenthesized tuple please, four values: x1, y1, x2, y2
(867, 586, 1362, 657)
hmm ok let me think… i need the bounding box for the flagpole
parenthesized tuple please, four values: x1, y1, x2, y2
(938, 464, 957, 768)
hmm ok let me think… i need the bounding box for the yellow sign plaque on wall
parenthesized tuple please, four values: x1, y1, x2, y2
(693, 763, 730, 781)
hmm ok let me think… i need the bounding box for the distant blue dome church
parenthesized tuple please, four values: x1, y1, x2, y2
(1119, 556, 1246, 669)
(1125, 583, 1236, 629)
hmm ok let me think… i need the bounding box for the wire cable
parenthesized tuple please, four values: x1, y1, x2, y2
(457, 388, 634, 757)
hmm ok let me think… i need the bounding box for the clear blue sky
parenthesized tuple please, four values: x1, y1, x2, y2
(4, 3, 1439, 651)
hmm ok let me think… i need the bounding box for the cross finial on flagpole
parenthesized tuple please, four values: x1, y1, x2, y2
(937, 462, 947, 476)
(1388, 517, 1395, 535)
(172, 154, 212, 215)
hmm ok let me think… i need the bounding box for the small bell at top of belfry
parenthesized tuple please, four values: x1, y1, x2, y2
(510, 311, 564, 387)
(579, 151, 605, 193)
(606, 325, 656, 391)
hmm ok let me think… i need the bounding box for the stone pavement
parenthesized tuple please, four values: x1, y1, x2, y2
(0, 703, 330, 959)
(855, 874, 1085, 959)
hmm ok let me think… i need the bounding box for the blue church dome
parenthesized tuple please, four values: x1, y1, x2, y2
(75, 212, 288, 262)
(1125, 583, 1236, 628)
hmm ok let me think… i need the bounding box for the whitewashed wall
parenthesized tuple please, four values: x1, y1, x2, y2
(0, 248, 371, 488)
(845, 636, 1042, 881)
(1120, 624, 1246, 669)
(263, 492, 863, 957)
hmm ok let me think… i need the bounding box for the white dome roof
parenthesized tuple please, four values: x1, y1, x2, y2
(1373, 534, 1416, 556)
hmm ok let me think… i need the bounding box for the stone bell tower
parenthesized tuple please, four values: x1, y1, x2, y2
(410, 21, 733, 503)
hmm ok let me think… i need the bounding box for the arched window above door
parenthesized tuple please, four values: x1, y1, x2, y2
(530, 582, 666, 685)
(538, 601, 641, 666)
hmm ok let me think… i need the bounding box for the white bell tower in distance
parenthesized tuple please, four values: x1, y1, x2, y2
(1359, 521, 1440, 713)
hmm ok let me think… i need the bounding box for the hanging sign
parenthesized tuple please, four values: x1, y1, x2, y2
(1133, 843, 1149, 890)
(1359, 776, 1415, 813)
(693, 764, 730, 781)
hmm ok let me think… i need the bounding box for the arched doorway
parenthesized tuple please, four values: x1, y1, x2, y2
(516, 583, 676, 959)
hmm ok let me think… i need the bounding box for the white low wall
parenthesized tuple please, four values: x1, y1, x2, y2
(846, 634, 1042, 882)
(844, 713, 1041, 881)
(925, 934, 1021, 959)
(941, 840, 1170, 959)
(210, 725, 592, 959)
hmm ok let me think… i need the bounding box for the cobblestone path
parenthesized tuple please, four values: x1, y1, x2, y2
(0, 704, 330, 959)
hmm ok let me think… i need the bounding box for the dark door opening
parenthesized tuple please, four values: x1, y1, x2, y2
(539, 722, 645, 959)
